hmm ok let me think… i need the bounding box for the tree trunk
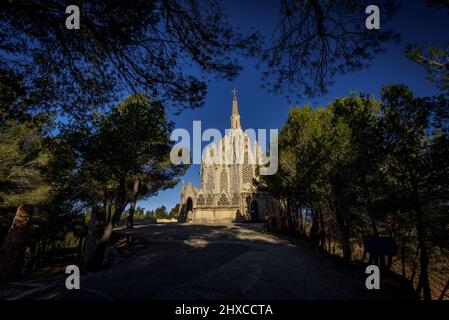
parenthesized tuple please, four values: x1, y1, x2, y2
(369, 216, 379, 237)
(309, 206, 319, 244)
(286, 196, 293, 235)
(363, 177, 379, 237)
(339, 227, 352, 262)
(81, 206, 106, 273)
(401, 243, 407, 277)
(77, 227, 84, 265)
(106, 203, 112, 224)
(81, 192, 129, 274)
(332, 197, 352, 262)
(405, 161, 431, 300)
(298, 206, 304, 234)
(438, 279, 449, 300)
(416, 209, 431, 300)
(318, 208, 326, 250)
(0, 204, 34, 280)
(335, 212, 351, 262)
(111, 178, 127, 227)
(410, 243, 420, 283)
(127, 180, 140, 229)
(330, 176, 352, 262)
(410, 177, 431, 300)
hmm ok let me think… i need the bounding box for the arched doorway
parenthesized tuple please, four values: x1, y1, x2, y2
(186, 197, 193, 213)
(250, 200, 259, 222)
(186, 197, 193, 223)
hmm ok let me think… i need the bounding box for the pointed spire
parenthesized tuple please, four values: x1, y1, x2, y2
(230, 88, 241, 130)
(232, 88, 239, 115)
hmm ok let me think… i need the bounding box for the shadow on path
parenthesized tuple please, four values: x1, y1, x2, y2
(0, 222, 415, 300)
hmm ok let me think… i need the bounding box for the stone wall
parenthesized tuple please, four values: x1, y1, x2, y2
(192, 208, 241, 224)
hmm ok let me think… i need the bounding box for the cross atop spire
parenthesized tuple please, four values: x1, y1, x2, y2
(231, 88, 238, 100)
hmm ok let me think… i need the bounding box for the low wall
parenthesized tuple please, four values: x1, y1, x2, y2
(192, 208, 241, 224)
(156, 218, 178, 223)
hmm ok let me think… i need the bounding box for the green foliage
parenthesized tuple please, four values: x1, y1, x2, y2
(404, 0, 449, 127)
(0, 68, 54, 210)
(134, 207, 145, 220)
(155, 205, 168, 220)
(123, 206, 145, 221)
(169, 203, 180, 219)
(406, 44, 449, 93)
(0, 68, 85, 273)
(140, 204, 179, 221)
(260, 85, 449, 298)
(0, 120, 51, 207)
(56, 93, 187, 215)
(144, 209, 156, 221)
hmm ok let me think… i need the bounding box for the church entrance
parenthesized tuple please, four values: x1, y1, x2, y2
(250, 200, 259, 222)
(186, 197, 193, 213)
(186, 197, 193, 222)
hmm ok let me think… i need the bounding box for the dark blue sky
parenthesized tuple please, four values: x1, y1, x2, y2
(140, 0, 449, 212)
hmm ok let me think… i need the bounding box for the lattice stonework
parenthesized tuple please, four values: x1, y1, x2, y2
(206, 194, 214, 206)
(206, 166, 215, 191)
(243, 148, 253, 183)
(231, 166, 239, 191)
(231, 193, 239, 206)
(197, 194, 205, 206)
(220, 168, 228, 192)
(217, 193, 230, 206)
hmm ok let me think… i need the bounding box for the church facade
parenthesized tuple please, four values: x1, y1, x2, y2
(179, 91, 279, 224)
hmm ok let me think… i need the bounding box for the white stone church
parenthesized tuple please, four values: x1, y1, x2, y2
(179, 91, 279, 223)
